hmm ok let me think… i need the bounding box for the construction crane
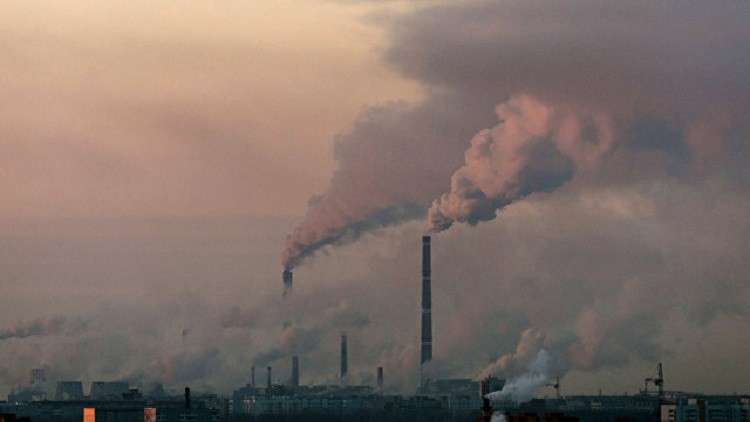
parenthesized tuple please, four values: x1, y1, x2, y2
(654, 362, 664, 397)
(643, 363, 664, 398)
(546, 376, 561, 399)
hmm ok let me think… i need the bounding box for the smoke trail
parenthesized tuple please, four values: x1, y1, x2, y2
(282, 202, 424, 269)
(427, 96, 614, 233)
(487, 349, 552, 403)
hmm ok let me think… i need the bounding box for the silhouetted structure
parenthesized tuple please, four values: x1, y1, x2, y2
(55, 382, 84, 401)
(30, 369, 45, 386)
(90, 382, 128, 400)
(421, 235, 433, 387)
(340, 333, 348, 385)
(291, 356, 300, 387)
(251, 365, 256, 387)
(282, 270, 293, 296)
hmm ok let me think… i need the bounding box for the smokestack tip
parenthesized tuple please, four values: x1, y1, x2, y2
(282, 269, 293, 296)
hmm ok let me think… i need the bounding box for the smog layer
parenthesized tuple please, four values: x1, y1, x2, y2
(2, 0, 750, 398)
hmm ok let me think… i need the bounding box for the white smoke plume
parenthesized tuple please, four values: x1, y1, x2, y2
(427, 96, 614, 233)
(478, 328, 546, 380)
(487, 349, 553, 403)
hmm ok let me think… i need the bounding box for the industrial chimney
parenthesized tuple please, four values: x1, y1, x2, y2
(340, 333, 348, 385)
(251, 365, 256, 387)
(420, 235, 433, 386)
(377, 367, 384, 392)
(291, 356, 300, 387)
(282, 270, 293, 296)
(267, 366, 272, 389)
(184, 387, 191, 410)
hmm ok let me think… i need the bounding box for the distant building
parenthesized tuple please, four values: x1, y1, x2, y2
(662, 396, 750, 422)
(0, 397, 222, 422)
(55, 382, 84, 401)
(421, 378, 480, 397)
(89, 382, 129, 400)
(30, 369, 45, 386)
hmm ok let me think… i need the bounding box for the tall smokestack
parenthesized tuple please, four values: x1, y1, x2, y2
(420, 235, 433, 385)
(184, 387, 191, 410)
(340, 333, 348, 385)
(282, 270, 293, 296)
(291, 356, 300, 387)
(267, 366, 272, 389)
(377, 367, 384, 392)
(251, 365, 256, 387)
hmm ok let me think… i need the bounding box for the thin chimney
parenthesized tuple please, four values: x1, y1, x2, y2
(340, 333, 348, 385)
(420, 235, 433, 386)
(377, 367, 384, 391)
(282, 270, 293, 296)
(251, 365, 256, 387)
(267, 366, 272, 389)
(291, 356, 300, 387)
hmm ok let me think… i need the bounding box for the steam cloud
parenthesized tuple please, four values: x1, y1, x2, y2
(487, 349, 553, 403)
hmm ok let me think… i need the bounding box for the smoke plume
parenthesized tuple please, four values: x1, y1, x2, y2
(427, 96, 613, 232)
(477, 328, 546, 380)
(282, 0, 750, 264)
(282, 202, 424, 269)
(487, 349, 553, 403)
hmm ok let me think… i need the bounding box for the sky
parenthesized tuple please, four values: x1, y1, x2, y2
(2, 0, 750, 399)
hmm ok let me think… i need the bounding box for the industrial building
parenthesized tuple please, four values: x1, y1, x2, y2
(1, 387, 224, 422)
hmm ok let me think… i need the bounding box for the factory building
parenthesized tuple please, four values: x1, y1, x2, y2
(55, 382, 84, 401)
(662, 396, 750, 422)
(89, 382, 129, 400)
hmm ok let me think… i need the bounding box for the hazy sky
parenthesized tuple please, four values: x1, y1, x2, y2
(0, 0, 421, 218)
(2, 0, 750, 400)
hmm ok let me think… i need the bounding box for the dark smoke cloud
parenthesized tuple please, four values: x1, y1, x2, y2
(282, 0, 750, 267)
(280, 94, 497, 269)
(277, 0, 750, 394)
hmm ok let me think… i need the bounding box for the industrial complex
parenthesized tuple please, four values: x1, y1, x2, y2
(2, 236, 749, 422)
